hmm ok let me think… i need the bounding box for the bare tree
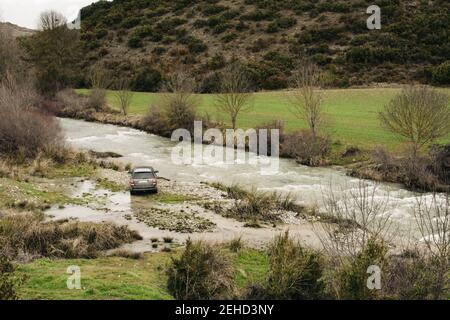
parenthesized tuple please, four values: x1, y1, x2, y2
(215, 63, 253, 130)
(87, 68, 110, 111)
(114, 79, 133, 116)
(160, 72, 199, 132)
(316, 181, 393, 259)
(39, 11, 67, 31)
(412, 193, 450, 298)
(289, 62, 327, 140)
(0, 26, 21, 78)
(413, 193, 450, 263)
(379, 86, 450, 158)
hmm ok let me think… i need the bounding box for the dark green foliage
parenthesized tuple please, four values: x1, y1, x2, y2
(78, 0, 450, 90)
(131, 67, 162, 92)
(0, 255, 21, 300)
(432, 61, 450, 85)
(20, 25, 82, 96)
(127, 35, 143, 48)
(167, 240, 234, 300)
(247, 232, 324, 300)
(335, 239, 387, 300)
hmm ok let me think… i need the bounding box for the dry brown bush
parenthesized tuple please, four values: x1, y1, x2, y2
(0, 213, 142, 260)
(281, 130, 331, 166)
(0, 76, 62, 159)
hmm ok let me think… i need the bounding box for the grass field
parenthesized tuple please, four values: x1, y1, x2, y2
(17, 249, 268, 300)
(76, 88, 450, 149)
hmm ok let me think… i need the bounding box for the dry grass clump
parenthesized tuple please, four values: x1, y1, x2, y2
(167, 239, 235, 300)
(210, 183, 301, 223)
(108, 249, 143, 260)
(0, 213, 142, 260)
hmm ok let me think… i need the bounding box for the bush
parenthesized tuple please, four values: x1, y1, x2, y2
(167, 240, 234, 300)
(87, 88, 106, 111)
(0, 213, 142, 259)
(127, 35, 142, 48)
(0, 79, 62, 159)
(432, 61, 450, 85)
(141, 74, 200, 136)
(0, 255, 21, 300)
(384, 251, 449, 300)
(281, 130, 331, 166)
(131, 67, 162, 92)
(333, 238, 387, 300)
(247, 232, 324, 299)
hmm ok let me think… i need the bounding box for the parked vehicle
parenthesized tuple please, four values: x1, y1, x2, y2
(129, 166, 159, 194)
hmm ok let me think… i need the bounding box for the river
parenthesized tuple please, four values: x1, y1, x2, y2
(59, 117, 437, 239)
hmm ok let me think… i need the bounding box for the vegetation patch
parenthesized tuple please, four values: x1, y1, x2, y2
(134, 208, 215, 233)
(0, 213, 142, 260)
(145, 192, 200, 204)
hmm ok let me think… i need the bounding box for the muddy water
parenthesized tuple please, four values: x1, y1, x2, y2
(57, 118, 438, 242)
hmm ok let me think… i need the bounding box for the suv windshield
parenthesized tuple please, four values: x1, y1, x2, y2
(133, 172, 155, 179)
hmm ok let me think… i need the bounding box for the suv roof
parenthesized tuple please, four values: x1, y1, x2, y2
(132, 167, 156, 173)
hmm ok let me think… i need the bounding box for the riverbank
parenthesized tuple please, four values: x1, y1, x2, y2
(0, 147, 327, 300)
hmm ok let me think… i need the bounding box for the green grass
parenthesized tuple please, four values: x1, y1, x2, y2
(17, 255, 173, 300)
(0, 177, 79, 209)
(233, 249, 269, 288)
(144, 192, 200, 203)
(77, 87, 450, 149)
(17, 249, 268, 300)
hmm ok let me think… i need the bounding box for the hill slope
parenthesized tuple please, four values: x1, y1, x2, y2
(0, 22, 35, 38)
(79, 0, 450, 91)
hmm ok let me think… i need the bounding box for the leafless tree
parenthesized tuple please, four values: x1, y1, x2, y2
(0, 26, 21, 78)
(87, 68, 110, 111)
(39, 11, 67, 31)
(114, 79, 134, 116)
(379, 86, 450, 158)
(413, 193, 450, 262)
(412, 193, 450, 298)
(289, 62, 327, 140)
(316, 181, 393, 260)
(215, 63, 253, 130)
(159, 72, 199, 132)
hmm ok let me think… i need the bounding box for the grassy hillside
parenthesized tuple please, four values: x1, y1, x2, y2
(79, 0, 450, 91)
(76, 87, 450, 149)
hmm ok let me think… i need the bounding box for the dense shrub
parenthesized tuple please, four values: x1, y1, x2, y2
(432, 61, 450, 85)
(131, 67, 162, 92)
(281, 130, 331, 166)
(247, 232, 324, 299)
(127, 35, 143, 48)
(332, 239, 387, 300)
(0, 213, 142, 260)
(167, 240, 234, 300)
(87, 88, 106, 111)
(383, 251, 449, 300)
(0, 79, 62, 159)
(0, 255, 21, 300)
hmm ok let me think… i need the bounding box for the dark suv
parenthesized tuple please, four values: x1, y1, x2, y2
(129, 167, 158, 194)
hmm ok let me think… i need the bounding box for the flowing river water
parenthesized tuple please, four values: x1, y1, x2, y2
(58, 118, 441, 243)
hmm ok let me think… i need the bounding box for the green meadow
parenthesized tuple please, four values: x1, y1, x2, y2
(17, 249, 268, 300)
(76, 88, 450, 150)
